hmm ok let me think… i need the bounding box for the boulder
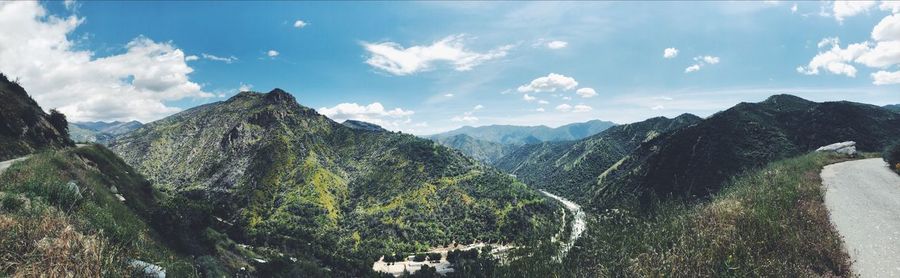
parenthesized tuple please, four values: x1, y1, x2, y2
(815, 141, 857, 155)
(129, 259, 166, 278)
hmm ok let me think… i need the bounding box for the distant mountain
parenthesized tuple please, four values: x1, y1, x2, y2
(594, 94, 900, 209)
(110, 89, 559, 275)
(430, 119, 617, 146)
(341, 119, 387, 132)
(494, 114, 702, 202)
(432, 134, 516, 164)
(69, 120, 143, 143)
(885, 104, 900, 113)
(0, 73, 73, 160)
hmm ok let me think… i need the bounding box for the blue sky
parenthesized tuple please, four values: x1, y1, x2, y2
(1, 1, 898, 134)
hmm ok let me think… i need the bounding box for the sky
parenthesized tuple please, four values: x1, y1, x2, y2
(0, 1, 898, 135)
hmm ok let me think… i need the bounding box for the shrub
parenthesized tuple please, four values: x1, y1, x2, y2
(884, 141, 900, 173)
(412, 253, 427, 262)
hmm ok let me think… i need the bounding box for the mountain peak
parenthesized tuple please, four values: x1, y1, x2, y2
(265, 88, 296, 103)
(341, 119, 387, 132)
(761, 94, 815, 108)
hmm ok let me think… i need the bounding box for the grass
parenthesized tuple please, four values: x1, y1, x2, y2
(0, 145, 197, 277)
(568, 152, 857, 277)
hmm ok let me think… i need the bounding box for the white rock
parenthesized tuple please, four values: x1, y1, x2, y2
(128, 259, 165, 278)
(816, 141, 857, 155)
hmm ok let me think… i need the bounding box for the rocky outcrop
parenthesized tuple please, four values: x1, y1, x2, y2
(816, 141, 857, 155)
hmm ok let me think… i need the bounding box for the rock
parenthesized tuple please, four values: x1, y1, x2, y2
(65, 181, 82, 200)
(816, 141, 857, 155)
(129, 259, 166, 278)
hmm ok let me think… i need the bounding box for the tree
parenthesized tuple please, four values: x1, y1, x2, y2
(48, 109, 68, 135)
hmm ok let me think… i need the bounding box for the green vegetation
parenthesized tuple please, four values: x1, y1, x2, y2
(885, 141, 900, 173)
(494, 114, 701, 203)
(0, 146, 195, 276)
(431, 134, 515, 164)
(0, 73, 73, 160)
(109, 89, 562, 275)
(594, 95, 900, 209)
(565, 153, 854, 277)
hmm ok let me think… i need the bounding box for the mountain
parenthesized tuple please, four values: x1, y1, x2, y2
(885, 104, 900, 113)
(430, 119, 617, 146)
(431, 134, 516, 164)
(340, 119, 387, 132)
(494, 114, 702, 202)
(594, 94, 900, 209)
(0, 74, 73, 160)
(69, 121, 143, 144)
(109, 89, 560, 275)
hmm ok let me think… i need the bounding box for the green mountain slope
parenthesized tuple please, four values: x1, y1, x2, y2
(595, 94, 900, 208)
(0, 74, 73, 160)
(885, 104, 900, 113)
(431, 134, 516, 164)
(494, 114, 701, 202)
(110, 89, 560, 275)
(430, 119, 616, 146)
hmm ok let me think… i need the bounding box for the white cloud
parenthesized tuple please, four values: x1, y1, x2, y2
(684, 64, 701, 73)
(0, 2, 213, 122)
(201, 53, 238, 63)
(651, 105, 665, 110)
(791, 3, 798, 13)
(185, 55, 199, 61)
(536, 107, 545, 112)
(318, 102, 414, 129)
(833, 1, 877, 22)
(451, 115, 478, 123)
(799, 12, 900, 84)
(872, 70, 900, 84)
(698, 55, 720, 64)
(444, 93, 454, 97)
(684, 55, 720, 73)
(575, 87, 597, 98)
(872, 14, 900, 41)
(572, 104, 592, 112)
(562, 96, 572, 100)
(473, 104, 484, 110)
(239, 82, 253, 92)
(880, 1, 900, 13)
(555, 104, 572, 112)
(547, 40, 568, 49)
(362, 34, 512, 75)
(267, 50, 279, 57)
(523, 94, 537, 101)
(663, 47, 679, 58)
(538, 100, 549, 104)
(517, 73, 578, 93)
(293, 20, 307, 28)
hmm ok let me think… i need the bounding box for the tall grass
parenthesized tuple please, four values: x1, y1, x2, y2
(568, 153, 854, 277)
(0, 146, 197, 276)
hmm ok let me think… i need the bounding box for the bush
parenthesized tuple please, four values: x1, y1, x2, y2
(884, 141, 900, 173)
(412, 253, 427, 262)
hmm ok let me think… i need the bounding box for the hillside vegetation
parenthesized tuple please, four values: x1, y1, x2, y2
(0, 146, 194, 276)
(594, 95, 900, 209)
(0, 74, 73, 160)
(494, 114, 701, 202)
(431, 134, 516, 164)
(563, 153, 855, 277)
(110, 89, 561, 275)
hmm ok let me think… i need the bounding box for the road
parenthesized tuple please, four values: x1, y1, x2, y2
(0, 155, 30, 174)
(822, 158, 900, 277)
(540, 190, 586, 260)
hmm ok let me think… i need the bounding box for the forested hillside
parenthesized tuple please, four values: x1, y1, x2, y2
(494, 114, 701, 202)
(110, 89, 561, 275)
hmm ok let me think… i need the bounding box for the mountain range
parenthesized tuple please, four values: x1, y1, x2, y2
(493, 114, 702, 203)
(109, 89, 561, 275)
(69, 120, 143, 144)
(429, 120, 616, 163)
(592, 95, 900, 209)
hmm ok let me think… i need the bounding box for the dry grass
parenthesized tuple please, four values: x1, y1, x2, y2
(0, 205, 129, 277)
(569, 153, 855, 277)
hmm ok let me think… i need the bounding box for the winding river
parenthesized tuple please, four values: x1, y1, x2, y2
(540, 190, 586, 260)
